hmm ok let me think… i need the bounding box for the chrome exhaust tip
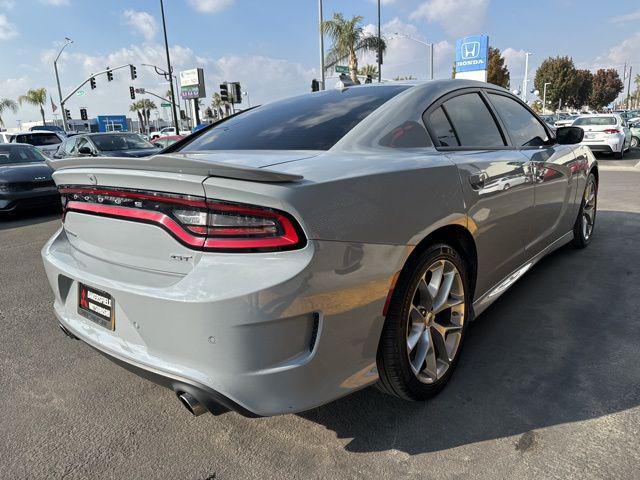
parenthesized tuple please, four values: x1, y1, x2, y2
(177, 392, 207, 416)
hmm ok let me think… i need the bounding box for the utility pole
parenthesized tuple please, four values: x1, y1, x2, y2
(522, 52, 532, 103)
(160, 0, 179, 132)
(377, 0, 381, 82)
(54, 37, 73, 131)
(318, 0, 325, 90)
(626, 65, 633, 110)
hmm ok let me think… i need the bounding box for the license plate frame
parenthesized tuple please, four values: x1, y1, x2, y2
(77, 283, 115, 330)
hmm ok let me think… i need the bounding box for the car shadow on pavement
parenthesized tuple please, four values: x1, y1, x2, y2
(299, 209, 640, 455)
(0, 206, 61, 231)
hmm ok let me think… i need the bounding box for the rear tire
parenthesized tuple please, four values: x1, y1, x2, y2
(571, 173, 597, 249)
(631, 137, 639, 149)
(377, 243, 470, 401)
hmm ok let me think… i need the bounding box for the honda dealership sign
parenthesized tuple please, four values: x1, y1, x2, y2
(455, 35, 489, 82)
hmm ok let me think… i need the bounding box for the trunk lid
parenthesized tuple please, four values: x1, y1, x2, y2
(50, 151, 313, 274)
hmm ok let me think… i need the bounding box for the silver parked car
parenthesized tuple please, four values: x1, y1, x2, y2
(42, 80, 597, 417)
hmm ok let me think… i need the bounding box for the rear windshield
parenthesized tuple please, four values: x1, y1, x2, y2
(0, 145, 47, 165)
(573, 116, 616, 126)
(15, 133, 61, 146)
(179, 86, 409, 151)
(91, 134, 155, 151)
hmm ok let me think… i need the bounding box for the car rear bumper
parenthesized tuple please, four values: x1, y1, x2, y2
(581, 136, 624, 153)
(0, 188, 60, 212)
(42, 227, 407, 416)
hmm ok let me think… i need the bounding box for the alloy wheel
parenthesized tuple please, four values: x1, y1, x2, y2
(582, 176, 597, 240)
(406, 259, 465, 384)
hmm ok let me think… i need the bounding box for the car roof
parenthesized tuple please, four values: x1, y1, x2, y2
(83, 132, 137, 136)
(12, 130, 61, 135)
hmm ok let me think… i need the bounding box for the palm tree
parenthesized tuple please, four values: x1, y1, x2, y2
(18, 88, 48, 126)
(358, 64, 378, 79)
(0, 98, 18, 128)
(139, 98, 157, 129)
(211, 92, 226, 119)
(129, 101, 145, 133)
(322, 13, 386, 84)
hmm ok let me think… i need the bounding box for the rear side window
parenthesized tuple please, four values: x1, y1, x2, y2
(439, 93, 505, 148)
(488, 93, 549, 147)
(427, 107, 459, 147)
(63, 138, 76, 154)
(179, 86, 409, 151)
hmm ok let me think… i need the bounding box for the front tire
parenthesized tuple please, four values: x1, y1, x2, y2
(631, 137, 639, 148)
(571, 173, 597, 248)
(377, 243, 470, 401)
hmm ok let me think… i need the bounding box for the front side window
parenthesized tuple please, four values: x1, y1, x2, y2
(63, 138, 77, 154)
(488, 93, 549, 147)
(441, 93, 505, 148)
(179, 86, 409, 151)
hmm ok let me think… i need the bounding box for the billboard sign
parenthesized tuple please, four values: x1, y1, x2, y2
(97, 115, 128, 133)
(180, 68, 206, 99)
(455, 35, 489, 81)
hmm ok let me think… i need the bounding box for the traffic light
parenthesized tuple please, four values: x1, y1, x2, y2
(90, 76, 96, 89)
(130, 64, 137, 80)
(180, 109, 186, 120)
(232, 82, 242, 104)
(311, 79, 320, 92)
(80, 108, 87, 120)
(376, 46, 383, 65)
(64, 109, 71, 121)
(129, 86, 135, 100)
(106, 68, 113, 82)
(219, 83, 228, 102)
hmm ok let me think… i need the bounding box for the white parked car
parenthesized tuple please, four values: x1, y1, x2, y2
(572, 114, 631, 158)
(149, 127, 190, 140)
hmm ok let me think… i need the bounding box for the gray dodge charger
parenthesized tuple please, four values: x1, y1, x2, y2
(42, 80, 597, 417)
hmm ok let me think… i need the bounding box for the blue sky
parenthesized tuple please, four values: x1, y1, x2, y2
(1, 0, 639, 126)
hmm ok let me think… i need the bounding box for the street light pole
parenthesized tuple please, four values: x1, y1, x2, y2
(159, 0, 179, 132)
(377, 0, 381, 83)
(243, 91, 251, 108)
(318, 0, 325, 90)
(523, 52, 532, 103)
(54, 37, 73, 131)
(394, 33, 434, 80)
(542, 82, 551, 114)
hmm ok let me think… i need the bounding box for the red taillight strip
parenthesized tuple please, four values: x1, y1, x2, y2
(65, 201, 304, 251)
(66, 201, 206, 248)
(59, 187, 207, 208)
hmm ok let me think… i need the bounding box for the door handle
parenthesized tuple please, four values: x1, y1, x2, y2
(469, 171, 487, 189)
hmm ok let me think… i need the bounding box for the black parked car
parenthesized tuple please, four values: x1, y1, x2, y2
(0, 143, 60, 213)
(53, 132, 159, 159)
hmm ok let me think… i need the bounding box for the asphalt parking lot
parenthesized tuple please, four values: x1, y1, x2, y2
(1, 154, 639, 479)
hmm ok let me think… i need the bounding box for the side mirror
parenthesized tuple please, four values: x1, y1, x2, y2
(555, 126, 584, 145)
(78, 146, 93, 155)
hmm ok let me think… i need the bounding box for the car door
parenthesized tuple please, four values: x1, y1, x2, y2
(486, 92, 578, 258)
(423, 89, 535, 298)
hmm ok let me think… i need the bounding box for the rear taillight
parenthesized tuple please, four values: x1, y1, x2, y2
(59, 186, 306, 252)
(603, 129, 620, 134)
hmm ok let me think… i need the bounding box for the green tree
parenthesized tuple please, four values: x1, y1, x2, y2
(322, 13, 386, 84)
(566, 69, 593, 109)
(210, 92, 229, 119)
(534, 56, 577, 111)
(589, 69, 624, 110)
(0, 98, 18, 128)
(129, 101, 145, 132)
(487, 47, 510, 89)
(18, 88, 47, 126)
(358, 64, 378, 79)
(451, 62, 456, 79)
(139, 98, 157, 129)
(393, 75, 417, 81)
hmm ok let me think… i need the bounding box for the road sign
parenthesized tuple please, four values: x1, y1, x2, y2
(335, 65, 349, 74)
(161, 102, 171, 107)
(76, 90, 85, 97)
(135, 88, 146, 94)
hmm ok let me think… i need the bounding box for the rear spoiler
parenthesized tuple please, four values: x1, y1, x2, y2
(46, 153, 304, 183)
